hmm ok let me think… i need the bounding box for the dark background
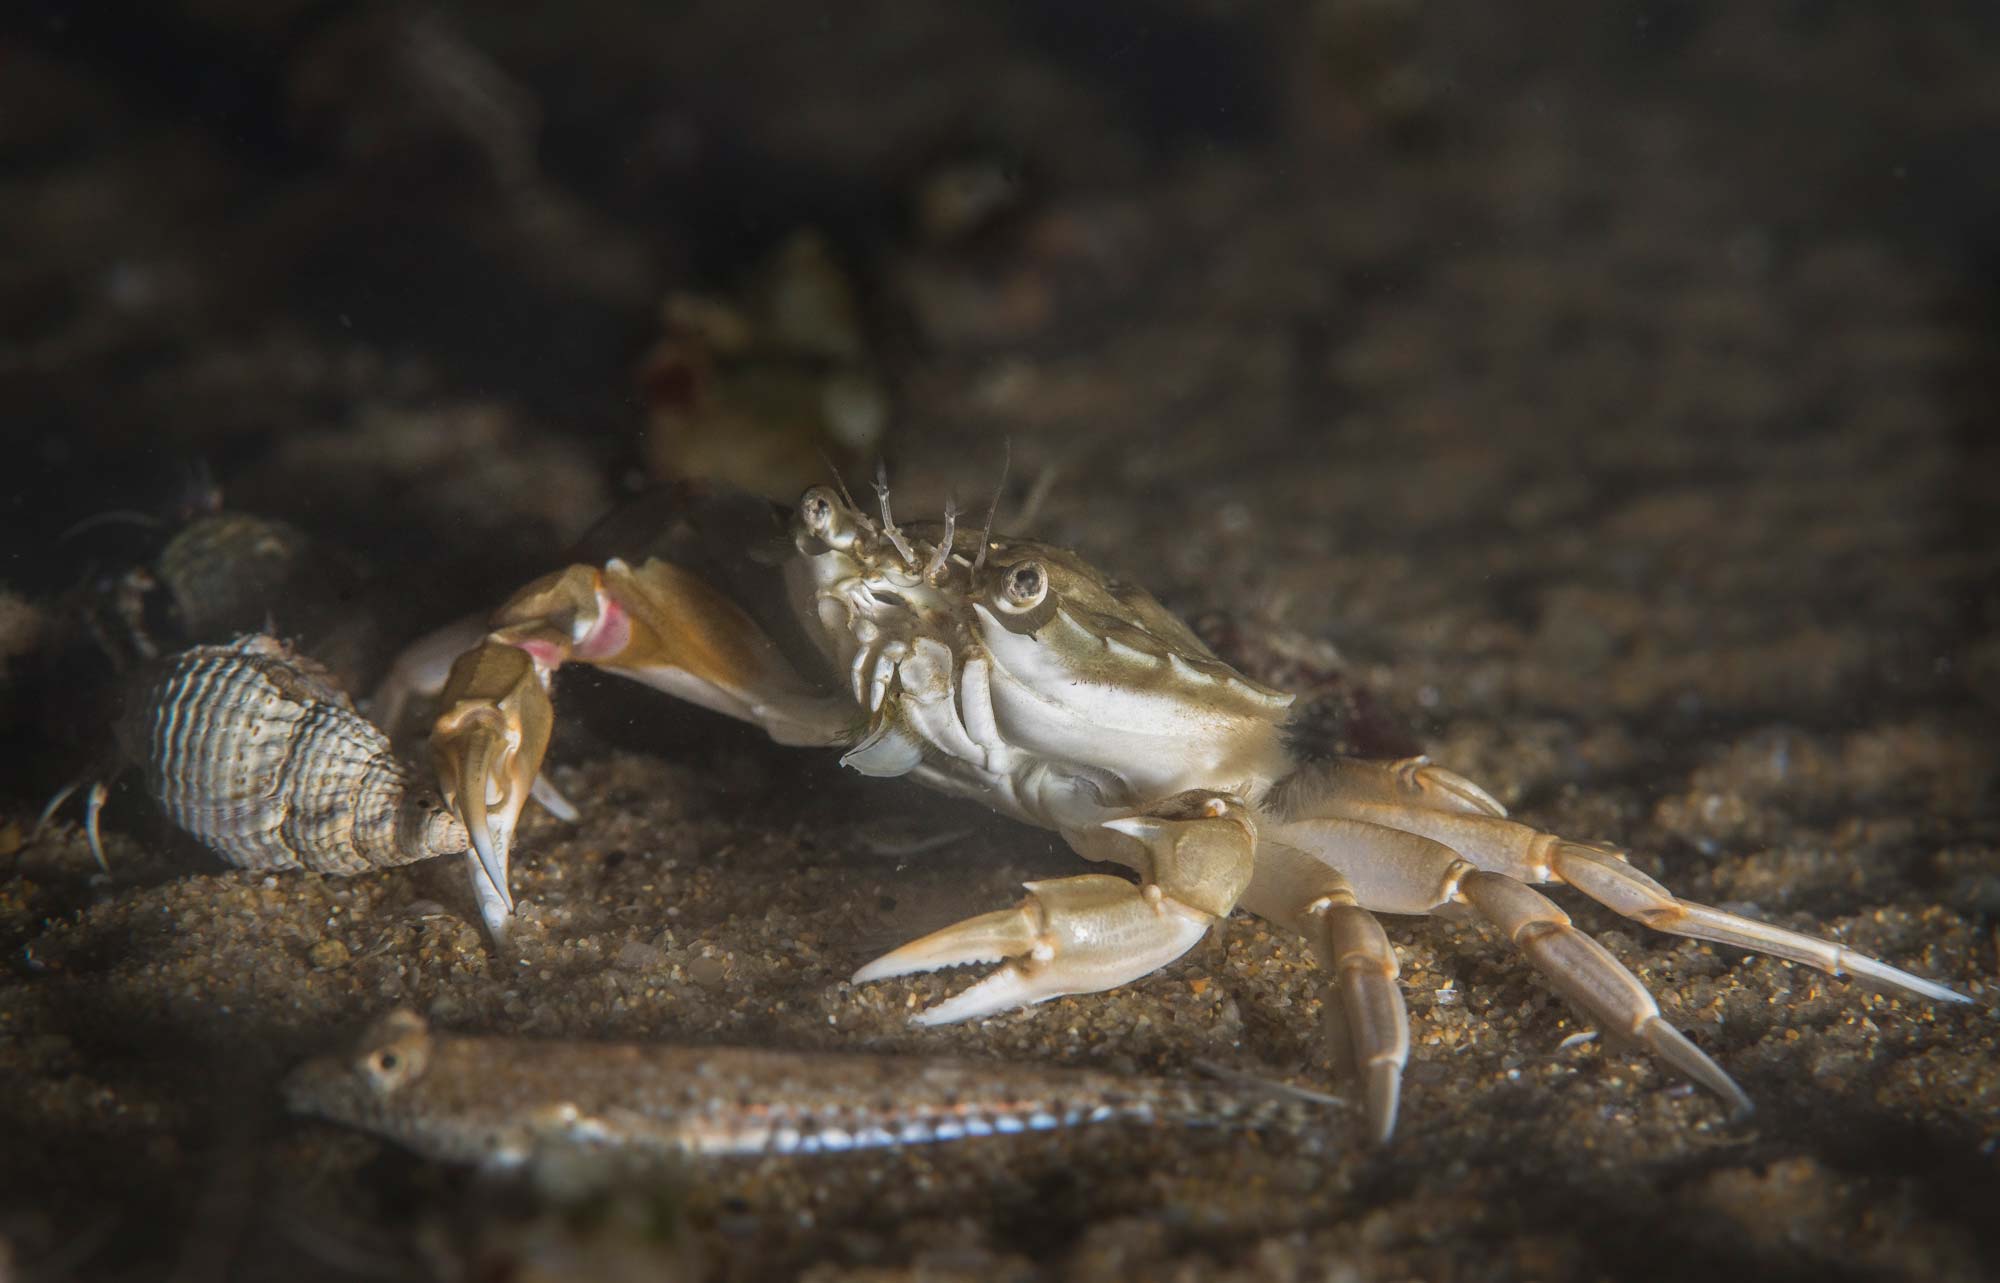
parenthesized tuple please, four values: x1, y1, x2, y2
(1, 3, 1996, 1280)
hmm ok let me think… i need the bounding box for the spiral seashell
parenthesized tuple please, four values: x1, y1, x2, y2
(120, 635, 468, 874)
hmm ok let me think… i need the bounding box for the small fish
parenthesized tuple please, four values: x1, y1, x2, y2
(284, 1010, 1334, 1167)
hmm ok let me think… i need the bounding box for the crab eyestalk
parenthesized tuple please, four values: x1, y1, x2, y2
(430, 639, 555, 941)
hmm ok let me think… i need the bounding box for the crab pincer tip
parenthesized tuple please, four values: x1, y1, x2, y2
(465, 849, 515, 946)
(460, 792, 515, 916)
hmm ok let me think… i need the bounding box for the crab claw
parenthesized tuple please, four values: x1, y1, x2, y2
(853, 874, 1214, 1025)
(430, 640, 554, 940)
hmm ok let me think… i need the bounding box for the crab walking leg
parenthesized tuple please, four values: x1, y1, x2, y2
(1314, 795, 1968, 1005)
(855, 793, 1259, 1025)
(1253, 818, 1506, 1136)
(1243, 841, 1410, 1142)
(34, 777, 114, 872)
(1455, 870, 1754, 1115)
(1548, 843, 1969, 1005)
(1262, 813, 1753, 1118)
(431, 558, 850, 939)
(82, 781, 110, 874)
(1275, 756, 1508, 819)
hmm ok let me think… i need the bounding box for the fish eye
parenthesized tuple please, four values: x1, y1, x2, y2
(1003, 561, 1047, 608)
(363, 1048, 404, 1085)
(361, 1042, 423, 1091)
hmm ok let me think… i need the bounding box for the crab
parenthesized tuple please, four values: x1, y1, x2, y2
(422, 477, 1968, 1142)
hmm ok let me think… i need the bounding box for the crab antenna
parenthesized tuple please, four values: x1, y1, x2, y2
(818, 447, 859, 511)
(59, 509, 164, 542)
(873, 462, 918, 565)
(1015, 461, 1059, 534)
(971, 438, 1011, 577)
(925, 496, 958, 583)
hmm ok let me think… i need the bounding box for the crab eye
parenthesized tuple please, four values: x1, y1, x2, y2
(800, 487, 839, 534)
(797, 485, 858, 553)
(1003, 561, 1047, 608)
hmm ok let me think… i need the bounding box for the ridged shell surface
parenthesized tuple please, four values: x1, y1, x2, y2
(124, 635, 467, 874)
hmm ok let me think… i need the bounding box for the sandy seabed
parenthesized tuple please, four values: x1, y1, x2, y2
(3, 4, 1996, 1279)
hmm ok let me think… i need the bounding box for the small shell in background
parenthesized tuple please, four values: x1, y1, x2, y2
(154, 511, 319, 642)
(119, 635, 467, 874)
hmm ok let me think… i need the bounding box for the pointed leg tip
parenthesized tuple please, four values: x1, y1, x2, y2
(34, 780, 79, 836)
(1641, 1018, 1752, 1117)
(529, 772, 580, 824)
(1715, 1080, 1755, 1121)
(1827, 950, 1970, 1006)
(83, 781, 111, 872)
(1363, 1064, 1402, 1145)
(1878, 967, 1971, 1006)
(1909, 978, 1973, 1006)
